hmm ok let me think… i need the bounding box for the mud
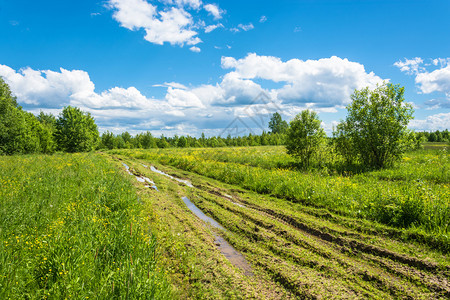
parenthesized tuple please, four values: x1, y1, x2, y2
(182, 196, 253, 276)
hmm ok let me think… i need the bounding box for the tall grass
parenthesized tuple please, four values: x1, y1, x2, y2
(111, 147, 450, 251)
(0, 153, 171, 299)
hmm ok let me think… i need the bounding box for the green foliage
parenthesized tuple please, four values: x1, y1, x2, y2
(101, 131, 117, 150)
(113, 146, 450, 251)
(54, 106, 99, 153)
(336, 83, 414, 169)
(0, 78, 55, 155)
(0, 153, 171, 298)
(286, 110, 326, 168)
(269, 112, 288, 134)
(177, 136, 187, 147)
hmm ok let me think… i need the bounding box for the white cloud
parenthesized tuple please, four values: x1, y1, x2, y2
(396, 57, 450, 99)
(189, 46, 201, 52)
(108, 0, 201, 46)
(259, 16, 267, 23)
(204, 23, 222, 33)
(221, 54, 383, 107)
(394, 57, 424, 75)
(409, 112, 450, 131)
(0, 64, 158, 111)
(0, 65, 94, 107)
(0, 55, 392, 136)
(238, 23, 254, 31)
(153, 81, 188, 89)
(108, 0, 156, 30)
(165, 87, 205, 108)
(161, 0, 202, 9)
(415, 65, 450, 96)
(204, 4, 223, 20)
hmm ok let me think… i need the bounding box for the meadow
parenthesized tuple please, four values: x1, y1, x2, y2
(1, 146, 449, 299)
(111, 145, 450, 252)
(112, 148, 450, 299)
(0, 153, 171, 299)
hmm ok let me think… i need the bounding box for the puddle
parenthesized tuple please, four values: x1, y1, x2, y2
(182, 196, 253, 276)
(220, 193, 246, 208)
(182, 197, 224, 230)
(150, 166, 194, 187)
(122, 163, 133, 175)
(213, 234, 253, 276)
(123, 163, 158, 191)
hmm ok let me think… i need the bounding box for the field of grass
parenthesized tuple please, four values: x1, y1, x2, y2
(111, 150, 450, 299)
(2, 147, 449, 299)
(0, 153, 171, 299)
(111, 146, 450, 252)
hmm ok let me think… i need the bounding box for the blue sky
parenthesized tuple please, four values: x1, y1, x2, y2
(1, 0, 449, 137)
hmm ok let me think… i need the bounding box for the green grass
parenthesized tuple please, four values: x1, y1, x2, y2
(114, 154, 450, 299)
(0, 153, 171, 299)
(110, 146, 450, 252)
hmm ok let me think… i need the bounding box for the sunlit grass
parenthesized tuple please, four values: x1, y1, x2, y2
(111, 146, 450, 251)
(0, 153, 171, 299)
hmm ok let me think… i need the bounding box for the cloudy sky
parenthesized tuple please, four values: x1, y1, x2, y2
(0, 0, 449, 137)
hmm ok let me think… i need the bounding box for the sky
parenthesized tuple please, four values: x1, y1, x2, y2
(0, 0, 449, 137)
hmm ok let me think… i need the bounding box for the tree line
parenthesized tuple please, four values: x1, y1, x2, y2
(1, 77, 448, 170)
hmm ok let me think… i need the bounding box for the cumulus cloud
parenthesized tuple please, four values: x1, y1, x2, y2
(0, 54, 392, 135)
(259, 16, 267, 23)
(222, 53, 384, 107)
(396, 57, 450, 101)
(204, 4, 223, 19)
(409, 112, 450, 131)
(415, 65, 450, 96)
(394, 57, 424, 75)
(108, 0, 201, 46)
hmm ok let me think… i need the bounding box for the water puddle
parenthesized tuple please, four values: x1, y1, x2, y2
(149, 166, 194, 187)
(223, 194, 245, 208)
(122, 163, 158, 191)
(213, 234, 253, 276)
(122, 163, 133, 175)
(182, 197, 224, 230)
(182, 196, 253, 276)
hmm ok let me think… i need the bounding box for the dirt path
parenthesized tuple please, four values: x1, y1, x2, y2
(111, 154, 450, 299)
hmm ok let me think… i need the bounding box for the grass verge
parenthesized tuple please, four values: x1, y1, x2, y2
(0, 153, 171, 299)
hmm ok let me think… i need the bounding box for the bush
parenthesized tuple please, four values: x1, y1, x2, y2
(54, 106, 99, 153)
(286, 110, 326, 168)
(334, 83, 414, 169)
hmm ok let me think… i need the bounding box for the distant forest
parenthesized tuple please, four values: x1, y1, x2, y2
(1, 77, 449, 155)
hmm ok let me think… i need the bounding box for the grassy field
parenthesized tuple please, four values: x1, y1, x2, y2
(109, 146, 449, 299)
(2, 147, 449, 299)
(0, 153, 171, 299)
(111, 146, 450, 252)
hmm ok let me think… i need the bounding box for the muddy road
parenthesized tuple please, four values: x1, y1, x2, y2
(111, 154, 450, 299)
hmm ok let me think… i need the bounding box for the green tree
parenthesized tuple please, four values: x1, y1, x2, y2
(0, 78, 53, 154)
(268, 112, 288, 134)
(177, 136, 187, 147)
(335, 83, 414, 169)
(101, 131, 117, 150)
(286, 110, 326, 168)
(54, 106, 99, 152)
